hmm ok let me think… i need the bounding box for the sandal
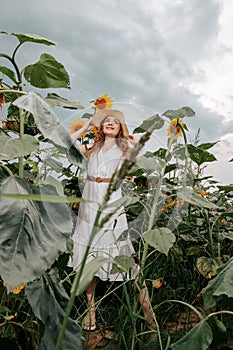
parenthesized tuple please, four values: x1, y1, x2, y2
(82, 308, 96, 331)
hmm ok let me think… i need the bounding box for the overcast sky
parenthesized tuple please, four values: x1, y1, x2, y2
(1, 0, 233, 184)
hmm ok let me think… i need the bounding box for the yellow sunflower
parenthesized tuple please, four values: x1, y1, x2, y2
(3, 281, 26, 294)
(91, 126, 98, 136)
(199, 191, 209, 198)
(162, 199, 176, 211)
(94, 93, 113, 111)
(70, 119, 86, 137)
(70, 119, 99, 139)
(167, 118, 185, 140)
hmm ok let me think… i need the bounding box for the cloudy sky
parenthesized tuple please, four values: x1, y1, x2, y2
(1, 0, 233, 184)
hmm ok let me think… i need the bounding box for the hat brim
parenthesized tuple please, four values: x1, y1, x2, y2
(92, 110, 129, 137)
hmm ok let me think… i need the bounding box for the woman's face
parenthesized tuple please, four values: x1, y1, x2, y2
(102, 116, 121, 138)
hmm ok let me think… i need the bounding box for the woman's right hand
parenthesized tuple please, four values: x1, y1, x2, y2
(71, 117, 96, 141)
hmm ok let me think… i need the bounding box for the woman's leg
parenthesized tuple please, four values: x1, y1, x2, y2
(83, 276, 96, 330)
(136, 280, 156, 329)
(138, 285, 154, 320)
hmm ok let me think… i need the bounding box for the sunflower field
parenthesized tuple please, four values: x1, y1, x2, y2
(0, 32, 233, 350)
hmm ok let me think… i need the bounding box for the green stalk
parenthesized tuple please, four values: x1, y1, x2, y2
(203, 209, 215, 258)
(0, 164, 13, 176)
(141, 121, 189, 270)
(179, 123, 189, 190)
(141, 134, 175, 270)
(0, 89, 26, 95)
(1, 42, 23, 86)
(18, 108, 25, 178)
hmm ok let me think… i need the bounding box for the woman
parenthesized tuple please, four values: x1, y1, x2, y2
(69, 109, 154, 331)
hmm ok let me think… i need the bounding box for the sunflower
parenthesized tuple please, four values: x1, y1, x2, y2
(199, 191, 209, 198)
(162, 199, 176, 211)
(70, 119, 86, 136)
(70, 119, 98, 139)
(93, 93, 113, 111)
(91, 126, 98, 136)
(167, 118, 185, 140)
(3, 281, 26, 294)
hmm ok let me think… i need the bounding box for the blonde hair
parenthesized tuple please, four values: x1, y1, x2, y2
(85, 119, 131, 158)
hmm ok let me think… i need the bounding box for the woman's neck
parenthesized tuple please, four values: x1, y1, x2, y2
(104, 135, 117, 144)
(101, 137, 118, 152)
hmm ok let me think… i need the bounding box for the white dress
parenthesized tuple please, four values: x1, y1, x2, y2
(68, 145, 139, 281)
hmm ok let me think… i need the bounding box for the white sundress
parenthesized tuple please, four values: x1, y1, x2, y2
(68, 145, 139, 281)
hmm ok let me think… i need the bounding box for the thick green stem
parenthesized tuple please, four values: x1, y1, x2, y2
(18, 108, 25, 178)
(179, 124, 189, 190)
(141, 122, 190, 270)
(141, 134, 175, 270)
(0, 89, 26, 95)
(0, 44, 22, 86)
(203, 209, 215, 258)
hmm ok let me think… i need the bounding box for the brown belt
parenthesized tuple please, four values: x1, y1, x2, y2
(87, 175, 111, 183)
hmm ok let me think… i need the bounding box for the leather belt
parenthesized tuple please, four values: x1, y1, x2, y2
(87, 175, 111, 183)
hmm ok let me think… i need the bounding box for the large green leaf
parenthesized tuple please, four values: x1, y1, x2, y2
(196, 257, 223, 278)
(178, 189, 219, 209)
(186, 246, 202, 256)
(0, 134, 39, 160)
(11, 32, 57, 46)
(75, 256, 110, 296)
(133, 114, 164, 133)
(24, 53, 70, 89)
(172, 144, 187, 160)
(0, 176, 74, 291)
(162, 106, 195, 120)
(45, 93, 84, 110)
(144, 148, 167, 160)
(81, 112, 94, 120)
(40, 175, 64, 196)
(132, 155, 165, 175)
(202, 257, 233, 308)
(13, 92, 85, 167)
(26, 269, 83, 350)
(207, 318, 227, 349)
(143, 227, 176, 255)
(188, 144, 217, 165)
(170, 320, 213, 350)
(111, 255, 135, 274)
(198, 141, 218, 151)
(217, 185, 233, 193)
(164, 163, 178, 174)
(0, 66, 17, 84)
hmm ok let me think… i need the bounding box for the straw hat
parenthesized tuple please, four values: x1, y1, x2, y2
(91, 109, 129, 137)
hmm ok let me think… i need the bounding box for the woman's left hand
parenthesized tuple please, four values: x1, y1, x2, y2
(127, 135, 138, 145)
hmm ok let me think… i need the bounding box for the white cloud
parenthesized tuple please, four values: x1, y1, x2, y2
(186, 0, 233, 119)
(0, 0, 232, 184)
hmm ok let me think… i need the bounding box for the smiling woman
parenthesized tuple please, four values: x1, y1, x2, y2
(68, 109, 155, 332)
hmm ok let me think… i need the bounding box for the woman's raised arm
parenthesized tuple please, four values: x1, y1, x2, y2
(71, 118, 94, 141)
